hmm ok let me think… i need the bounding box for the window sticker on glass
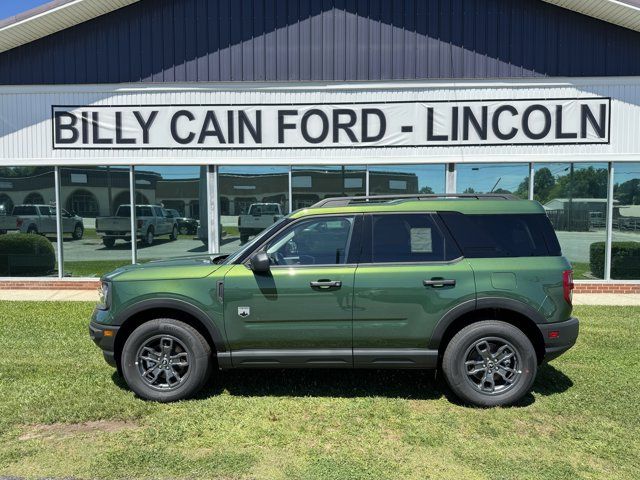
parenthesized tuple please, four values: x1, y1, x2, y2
(410, 227, 433, 253)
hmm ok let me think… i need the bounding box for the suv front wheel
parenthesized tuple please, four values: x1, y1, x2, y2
(121, 319, 212, 402)
(442, 320, 537, 407)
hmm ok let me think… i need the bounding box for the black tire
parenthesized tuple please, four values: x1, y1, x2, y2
(179, 225, 189, 235)
(102, 237, 116, 248)
(442, 320, 537, 407)
(170, 225, 178, 241)
(120, 318, 212, 402)
(142, 228, 154, 246)
(72, 223, 84, 240)
(240, 233, 249, 244)
(27, 225, 38, 234)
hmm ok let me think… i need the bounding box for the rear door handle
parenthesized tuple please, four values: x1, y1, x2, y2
(423, 279, 456, 287)
(310, 280, 342, 289)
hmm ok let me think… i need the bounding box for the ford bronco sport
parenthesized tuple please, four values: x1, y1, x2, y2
(90, 194, 579, 407)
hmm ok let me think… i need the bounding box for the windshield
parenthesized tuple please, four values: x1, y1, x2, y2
(248, 204, 280, 216)
(223, 216, 289, 264)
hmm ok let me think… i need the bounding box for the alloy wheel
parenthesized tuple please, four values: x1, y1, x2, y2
(463, 337, 522, 395)
(135, 335, 191, 390)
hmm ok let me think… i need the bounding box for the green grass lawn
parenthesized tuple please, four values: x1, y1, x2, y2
(0, 303, 638, 479)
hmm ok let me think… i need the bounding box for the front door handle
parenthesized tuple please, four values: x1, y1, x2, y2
(423, 278, 456, 288)
(310, 280, 342, 289)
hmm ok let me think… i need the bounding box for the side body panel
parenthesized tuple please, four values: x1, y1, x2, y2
(467, 256, 573, 324)
(222, 264, 355, 351)
(353, 260, 476, 350)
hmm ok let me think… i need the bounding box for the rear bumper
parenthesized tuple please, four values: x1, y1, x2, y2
(89, 316, 119, 367)
(537, 317, 579, 362)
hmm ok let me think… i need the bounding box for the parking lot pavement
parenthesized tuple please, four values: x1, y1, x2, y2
(556, 230, 640, 263)
(52, 236, 208, 262)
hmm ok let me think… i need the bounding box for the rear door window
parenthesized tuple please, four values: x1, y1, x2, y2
(364, 213, 461, 263)
(12, 206, 37, 215)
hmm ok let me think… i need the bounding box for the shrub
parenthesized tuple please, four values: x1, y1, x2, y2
(0, 233, 55, 276)
(589, 241, 640, 279)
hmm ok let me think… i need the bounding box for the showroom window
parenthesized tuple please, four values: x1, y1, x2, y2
(612, 163, 640, 280)
(136, 166, 206, 262)
(0, 167, 57, 277)
(368, 164, 446, 196)
(534, 163, 609, 279)
(218, 166, 290, 254)
(292, 166, 365, 210)
(456, 163, 530, 198)
(60, 166, 132, 278)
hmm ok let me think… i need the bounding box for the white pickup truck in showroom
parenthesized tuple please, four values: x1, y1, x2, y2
(96, 204, 178, 248)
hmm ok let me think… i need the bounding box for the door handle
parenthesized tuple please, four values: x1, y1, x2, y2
(423, 279, 456, 288)
(310, 280, 342, 289)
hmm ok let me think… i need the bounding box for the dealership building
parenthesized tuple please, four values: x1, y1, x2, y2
(1, 0, 640, 291)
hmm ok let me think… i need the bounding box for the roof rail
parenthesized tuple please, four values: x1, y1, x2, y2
(311, 193, 519, 208)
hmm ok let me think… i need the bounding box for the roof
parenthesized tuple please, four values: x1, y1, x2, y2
(290, 199, 545, 219)
(0, 0, 640, 55)
(0, 0, 139, 54)
(543, 1, 640, 32)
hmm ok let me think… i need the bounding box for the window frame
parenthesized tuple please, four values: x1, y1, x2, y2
(359, 211, 463, 265)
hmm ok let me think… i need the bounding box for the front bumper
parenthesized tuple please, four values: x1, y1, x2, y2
(537, 317, 579, 362)
(89, 316, 120, 368)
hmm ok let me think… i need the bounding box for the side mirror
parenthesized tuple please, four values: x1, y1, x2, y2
(249, 251, 270, 273)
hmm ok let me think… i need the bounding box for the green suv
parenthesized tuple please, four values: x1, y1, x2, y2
(90, 194, 579, 407)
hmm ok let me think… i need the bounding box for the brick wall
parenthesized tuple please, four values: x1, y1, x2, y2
(1, 279, 639, 293)
(0, 279, 100, 290)
(573, 283, 640, 294)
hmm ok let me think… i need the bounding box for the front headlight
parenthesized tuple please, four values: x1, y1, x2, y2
(97, 281, 111, 310)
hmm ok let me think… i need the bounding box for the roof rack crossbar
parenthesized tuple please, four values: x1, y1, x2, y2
(311, 193, 518, 208)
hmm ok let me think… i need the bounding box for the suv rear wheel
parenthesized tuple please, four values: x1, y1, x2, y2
(121, 319, 212, 402)
(442, 320, 537, 407)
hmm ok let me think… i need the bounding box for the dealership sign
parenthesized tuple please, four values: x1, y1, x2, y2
(52, 98, 610, 149)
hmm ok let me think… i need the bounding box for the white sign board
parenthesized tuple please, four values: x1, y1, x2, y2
(52, 98, 610, 150)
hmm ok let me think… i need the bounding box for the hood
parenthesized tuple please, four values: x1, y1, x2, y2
(104, 255, 224, 282)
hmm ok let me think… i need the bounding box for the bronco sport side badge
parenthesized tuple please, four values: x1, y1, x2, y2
(238, 307, 250, 318)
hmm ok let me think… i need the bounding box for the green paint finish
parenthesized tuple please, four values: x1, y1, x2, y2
(223, 264, 355, 350)
(353, 260, 476, 348)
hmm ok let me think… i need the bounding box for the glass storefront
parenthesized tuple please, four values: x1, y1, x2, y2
(534, 163, 609, 279)
(457, 163, 530, 198)
(218, 166, 290, 254)
(60, 166, 132, 277)
(0, 162, 637, 281)
(135, 166, 207, 262)
(369, 164, 445, 196)
(0, 167, 57, 277)
(292, 166, 366, 209)
(612, 163, 640, 279)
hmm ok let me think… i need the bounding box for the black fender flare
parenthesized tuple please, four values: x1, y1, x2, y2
(113, 297, 227, 353)
(428, 296, 546, 350)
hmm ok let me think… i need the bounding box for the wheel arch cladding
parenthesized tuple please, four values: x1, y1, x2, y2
(113, 302, 224, 372)
(432, 301, 546, 364)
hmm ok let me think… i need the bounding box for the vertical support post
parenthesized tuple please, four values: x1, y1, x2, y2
(54, 166, 64, 278)
(528, 162, 535, 200)
(365, 166, 370, 196)
(604, 162, 614, 281)
(129, 166, 137, 264)
(445, 163, 457, 194)
(288, 166, 293, 213)
(207, 165, 220, 253)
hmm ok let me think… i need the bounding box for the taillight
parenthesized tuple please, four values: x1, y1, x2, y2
(137, 219, 143, 229)
(238, 217, 241, 227)
(16, 218, 23, 228)
(563, 270, 574, 305)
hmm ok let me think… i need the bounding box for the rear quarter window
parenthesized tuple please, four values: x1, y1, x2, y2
(439, 212, 560, 258)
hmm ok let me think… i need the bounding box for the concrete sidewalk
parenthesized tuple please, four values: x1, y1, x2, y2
(1, 290, 640, 306)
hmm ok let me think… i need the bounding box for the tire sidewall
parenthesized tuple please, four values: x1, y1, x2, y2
(121, 319, 210, 402)
(442, 320, 537, 407)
